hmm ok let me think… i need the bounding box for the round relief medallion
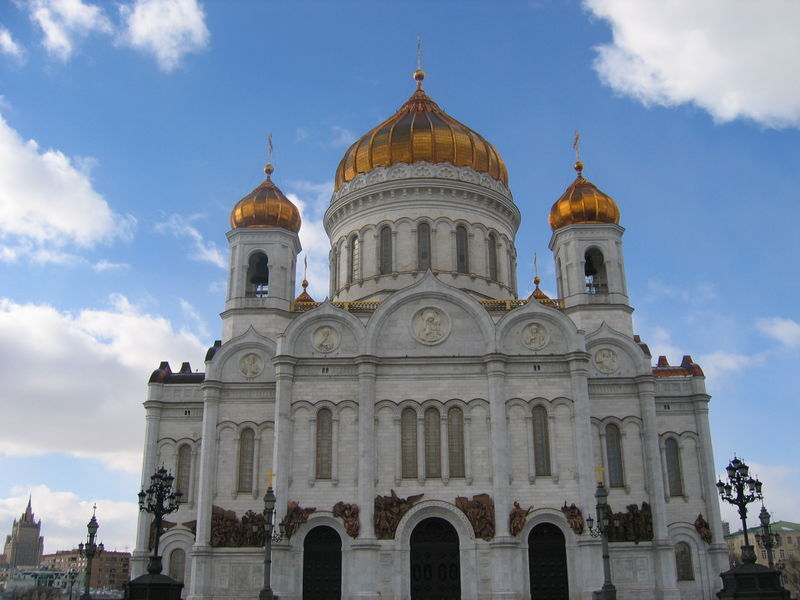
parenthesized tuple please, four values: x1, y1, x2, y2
(239, 353, 264, 378)
(594, 348, 619, 374)
(312, 325, 340, 353)
(411, 307, 450, 345)
(522, 322, 549, 350)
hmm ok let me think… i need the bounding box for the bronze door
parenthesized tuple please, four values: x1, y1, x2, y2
(528, 523, 569, 599)
(410, 517, 461, 600)
(302, 526, 342, 600)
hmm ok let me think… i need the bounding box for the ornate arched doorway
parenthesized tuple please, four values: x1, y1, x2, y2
(302, 525, 342, 600)
(528, 522, 568, 599)
(410, 517, 461, 600)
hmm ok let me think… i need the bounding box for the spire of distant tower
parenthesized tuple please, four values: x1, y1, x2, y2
(265, 133, 274, 180)
(23, 496, 33, 521)
(414, 36, 425, 89)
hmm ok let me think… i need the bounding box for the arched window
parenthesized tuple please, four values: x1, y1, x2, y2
(380, 226, 392, 274)
(331, 247, 339, 291)
(168, 548, 186, 582)
(417, 222, 431, 270)
(488, 233, 498, 281)
(424, 408, 441, 478)
(675, 542, 694, 580)
(447, 407, 465, 478)
(347, 236, 359, 283)
(237, 428, 255, 493)
(246, 252, 269, 297)
(605, 423, 624, 488)
(176, 444, 191, 500)
(456, 225, 469, 273)
(316, 408, 333, 479)
(584, 247, 608, 294)
(401, 408, 417, 479)
(665, 438, 684, 496)
(532, 406, 551, 476)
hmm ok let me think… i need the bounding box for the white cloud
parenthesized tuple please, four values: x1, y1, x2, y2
(0, 115, 135, 258)
(696, 350, 754, 381)
(330, 125, 356, 148)
(120, 0, 209, 72)
(585, 0, 800, 128)
(93, 259, 130, 271)
(26, 0, 112, 60)
(0, 295, 207, 471)
(643, 326, 683, 364)
(154, 214, 226, 268)
(286, 180, 333, 301)
(0, 485, 137, 553)
(756, 316, 800, 348)
(179, 297, 209, 339)
(0, 26, 24, 59)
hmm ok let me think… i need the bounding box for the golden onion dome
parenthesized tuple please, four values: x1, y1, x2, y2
(334, 70, 508, 190)
(230, 164, 301, 232)
(549, 161, 620, 231)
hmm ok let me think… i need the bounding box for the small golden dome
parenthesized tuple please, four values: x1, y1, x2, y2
(294, 279, 315, 303)
(549, 161, 619, 231)
(230, 164, 301, 232)
(528, 276, 550, 301)
(334, 72, 508, 191)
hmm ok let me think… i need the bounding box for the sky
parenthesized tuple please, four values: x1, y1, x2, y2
(0, 0, 798, 554)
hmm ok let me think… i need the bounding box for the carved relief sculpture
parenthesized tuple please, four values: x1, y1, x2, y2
(605, 502, 654, 544)
(239, 353, 263, 378)
(411, 307, 449, 344)
(509, 501, 533, 536)
(694, 513, 712, 544)
(560, 502, 585, 535)
(594, 348, 618, 374)
(281, 501, 316, 539)
(208, 505, 267, 547)
(332, 502, 360, 538)
(455, 493, 495, 541)
(313, 325, 340, 353)
(522, 322, 549, 350)
(374, 490, 424, 540)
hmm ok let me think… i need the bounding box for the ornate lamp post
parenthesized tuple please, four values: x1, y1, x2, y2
(259, 473, 285, 600)
(67, 568, 79, 600)
(137, 466, 182, 575)
(78, 506, 104, 600)
(586, 480, 619, 600)
(716, 456, 762, 564)
(757, 505, 781, 569)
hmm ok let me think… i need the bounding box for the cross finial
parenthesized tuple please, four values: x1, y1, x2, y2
(594, 465, 605, 484)
(268, 133, 273, 164)
(265, 470, 277, 488)
(417, 35, 422, 71)
(303, 255, 308, 281)
(573, 130, 581, 163)
(92, 503, 97, 517)
(533, 253, 539, 279)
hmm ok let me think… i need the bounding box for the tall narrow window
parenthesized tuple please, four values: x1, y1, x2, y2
(316, 408, 333, 479)
(401, 408, 417, 478)
(418, 222, 431, 270)
(176, 444, 191, 499)
(675, 542, 694, 581)
(447, 407, 465, 478)
(331, 248, 339, 291)
(665, 438, 684, 497)
(237, 428, 255, 492)
(605, 423, 624, 488)
(380, 226, 392, 274)
(488, 233, 498, 281)
(348, 236, 359, 283)
(585, 248, 608, 294)
(532, 406, 551, 476)
(424, 408, 441, 478)
(246, 252, 269, 297)
(168, 548, 186, 582)
(456, 225, 469, 273)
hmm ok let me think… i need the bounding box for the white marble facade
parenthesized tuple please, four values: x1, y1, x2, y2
(132, 128, 730, 599)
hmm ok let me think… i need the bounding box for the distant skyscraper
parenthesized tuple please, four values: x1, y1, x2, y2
(1, 497, 44, 568)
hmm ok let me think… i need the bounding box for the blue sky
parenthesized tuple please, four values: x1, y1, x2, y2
(0, 0, 798, 552)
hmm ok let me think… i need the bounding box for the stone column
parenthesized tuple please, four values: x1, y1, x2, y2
(187, 381, 221, 600)
(131, 398, 162, 578)
(636, 376, 680, 600)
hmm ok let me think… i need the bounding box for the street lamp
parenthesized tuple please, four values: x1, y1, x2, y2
(67, 568, 79, 600)
(78, 506, 104, 600)
(586, 480, 619, 600)
(757, 505, 781, 569)
(716, 456, 762, 564)
(137, 466, 182, 575)
(259, 484, 285, 600)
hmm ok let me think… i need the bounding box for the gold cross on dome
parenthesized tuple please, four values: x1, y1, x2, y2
(265, 470, 277, 488)
(594, 465, 605, 484)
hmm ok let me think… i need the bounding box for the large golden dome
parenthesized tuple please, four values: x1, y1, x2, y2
(230, 164, 301, 232)
(334, 70, 508, 190)
(549, 161, 619, 231)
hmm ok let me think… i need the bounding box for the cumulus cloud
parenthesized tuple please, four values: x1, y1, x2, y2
(0, 295, 207, 471)
(756, 316, 800, 348)
(642, 326, 683, 364)
(287, 179, 334, 301)
(330, 125, 356, 148)
(0, 26, 24, 59)
(26, 0, 112, 60)
(0, 485, 137, 553)
(154, 214, 226, 268)
(696, 350, 756, 380)
(0, 115, 135, 259)
(585, 0, 800, 128)
(120, 0, 209, 72)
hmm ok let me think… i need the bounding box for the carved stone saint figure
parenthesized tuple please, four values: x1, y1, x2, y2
(239, 353, 263, 377)
(455, 493, 495, 541)
(313, 325, 339, 352)
(280, 501, 316, 539)
(522, 322, 549, 350)
(694, 513, 712, 544)
(594, 348, 618, 373)
(332, 502, 360, 538)
(509, 501, 533, 536)
(374, 490, 423, 539)
(560, 502, 585, 535)
(412, 307, 448, 344)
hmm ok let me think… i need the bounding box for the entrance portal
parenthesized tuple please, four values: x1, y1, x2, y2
(302, 525, 341, 600)
(410, 517, 461, 600)
(528, 522, 568, 599)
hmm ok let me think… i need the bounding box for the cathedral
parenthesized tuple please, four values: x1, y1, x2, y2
(131, 68, 730, 600)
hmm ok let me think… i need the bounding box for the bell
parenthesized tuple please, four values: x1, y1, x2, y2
(250, 256, 269, 286)
(585, 254, 597, 277)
